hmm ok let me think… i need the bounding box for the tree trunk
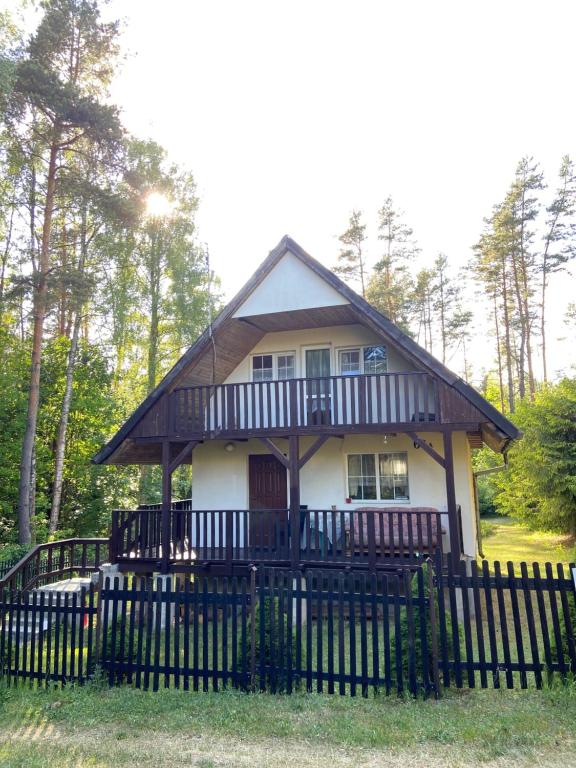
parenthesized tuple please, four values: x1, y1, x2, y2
(493, 293, 505, 413)
(501, 255, 515, 413)
(49, 310, 80, 534)
(0, 203, 15, 312)
(17, 138, 59, 545)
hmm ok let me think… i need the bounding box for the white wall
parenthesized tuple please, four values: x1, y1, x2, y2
(232, 251, 349, 317)
(223, 324, 416, 384)
(191, 431, 477, 556)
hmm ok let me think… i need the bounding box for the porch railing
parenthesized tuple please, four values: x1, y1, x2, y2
(169, 371, 439, 437)
(110, 508, 445, 570)
(0, 539, 110, 594)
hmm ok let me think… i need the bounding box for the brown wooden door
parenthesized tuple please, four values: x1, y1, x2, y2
(248, 454, 288, 550)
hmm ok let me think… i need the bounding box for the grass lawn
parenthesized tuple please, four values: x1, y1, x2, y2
(480, 516, 574, 566)
(1, 682, 576, 768)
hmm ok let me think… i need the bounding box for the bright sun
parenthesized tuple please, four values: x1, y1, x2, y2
(145, 191, 173, 218)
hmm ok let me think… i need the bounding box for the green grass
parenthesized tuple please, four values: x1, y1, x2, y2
(480, 516, 574, 566)
(0, 682, 576, 767)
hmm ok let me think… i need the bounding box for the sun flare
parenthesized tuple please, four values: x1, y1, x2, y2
(145, 191, 173, 218)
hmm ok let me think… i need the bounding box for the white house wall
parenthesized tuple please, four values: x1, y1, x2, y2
(191, 431, 477, 557)
(232, 251, 349, 318)
(222, 324, 418, 383)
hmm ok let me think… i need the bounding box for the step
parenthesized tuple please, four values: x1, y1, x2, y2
(2, 577, 95, 641)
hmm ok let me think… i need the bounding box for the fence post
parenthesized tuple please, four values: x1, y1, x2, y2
(93, 570, 104, 669)
(110, 511, 118, 564)
(225, 511, 233, 567)
(427, 558, 441, 698)
(367, 512, 377, 571)
(249, 565, 257, 691)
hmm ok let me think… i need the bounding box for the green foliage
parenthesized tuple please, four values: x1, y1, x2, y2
(237, 595, 298, 691)
(0, 542, 28, 563)
(102, 624, 133, 677)
(390, 563, 461, 690)
(472, 445, 507, 518)
(333, 209, 368, 296)
(0, 329, 31, 542)
(479, 519, 496, 539)
(0, 327, 135, 541)
(552, 593, 576, 675)
(494, 378, 576, 533)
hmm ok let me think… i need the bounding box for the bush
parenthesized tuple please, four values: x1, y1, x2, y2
(390, 563, 461, 693)
(479, 519, 497, 539)
(552, 592, 576, 677)
(96, 624, 134, 681)
(236, 595, 298, 691)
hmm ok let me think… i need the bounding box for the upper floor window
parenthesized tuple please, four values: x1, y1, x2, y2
(252, 354, 273, 382)
(338, 345, 387, 376)
(252, 352, 295, 382)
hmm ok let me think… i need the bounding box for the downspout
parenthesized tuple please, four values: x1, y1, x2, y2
(473, 454, 509, 558)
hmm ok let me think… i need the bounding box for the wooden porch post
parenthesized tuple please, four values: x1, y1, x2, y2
(443, 430, 462, 570)
(289, 435, 301, 569)
(161, 439, 172, 574)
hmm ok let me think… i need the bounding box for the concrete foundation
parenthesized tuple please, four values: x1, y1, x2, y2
(152, 573, 175, 629)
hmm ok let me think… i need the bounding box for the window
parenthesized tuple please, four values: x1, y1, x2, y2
(252, 352, 295, 382)
(337, 345, 387, 375)
(339, 349, 361, 376)
(347, 452, 409, 501)
(277, 354, 295, 380)
(252, 354, 273, 382)
(378, 453, 409, 500)
(364, 345, 387, 374)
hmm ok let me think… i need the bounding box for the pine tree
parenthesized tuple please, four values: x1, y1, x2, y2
(366, 197, 417, 328)
(5, 0, 123, 543)
(540, 156, 576, 381)
(333, 210, 368, 297)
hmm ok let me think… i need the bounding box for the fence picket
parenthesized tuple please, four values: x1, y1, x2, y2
(469, 562, 486, 688)
(557, 563, 576, 674)
(507, 562, 527, 689)
(447, 559, 462, 688)
(545, 562, 566, 678)
(494, 561, 513, 689)
(1, 559, 575, 697)
(459, 560, 475, 688)
(520, 562, 541, 688)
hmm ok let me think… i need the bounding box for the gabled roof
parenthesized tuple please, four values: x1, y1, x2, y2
(93, 235, 519, 464)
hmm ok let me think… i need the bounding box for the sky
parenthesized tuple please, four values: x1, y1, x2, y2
(9, 0, 576, 383)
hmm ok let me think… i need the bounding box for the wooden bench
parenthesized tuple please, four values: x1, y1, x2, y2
(345, 507, 445, 560)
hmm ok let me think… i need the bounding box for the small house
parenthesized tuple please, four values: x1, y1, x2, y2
(93, 236, 518, 575)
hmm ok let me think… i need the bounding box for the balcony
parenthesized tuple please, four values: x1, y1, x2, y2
(110, 507, 446, 573)
(167, 371, 440, 440)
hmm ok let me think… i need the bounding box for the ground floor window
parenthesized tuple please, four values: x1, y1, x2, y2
(347, 452, 409, 501)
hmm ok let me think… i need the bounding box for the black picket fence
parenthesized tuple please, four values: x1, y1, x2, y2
(0, 558, 18, 579)
(0, 557, 575, 696)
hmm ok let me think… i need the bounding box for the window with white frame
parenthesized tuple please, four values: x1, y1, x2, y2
(338, 345, 387, 375)
(277, 354, 295, 380)
(347, 452, 409, 501)
(252, 352, 295, 382)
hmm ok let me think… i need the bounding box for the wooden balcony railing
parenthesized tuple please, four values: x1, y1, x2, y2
(169, 372, 439, 437)
(111, 507, 445, 571)
(0, 539, 110, 594)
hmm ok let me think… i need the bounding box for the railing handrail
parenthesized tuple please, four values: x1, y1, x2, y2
(0, 537, 109, 592)
(172, 370, 433, 393)
(114, 507, 441, 514)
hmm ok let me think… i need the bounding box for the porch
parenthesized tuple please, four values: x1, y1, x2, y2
(110, 506, 450, 574)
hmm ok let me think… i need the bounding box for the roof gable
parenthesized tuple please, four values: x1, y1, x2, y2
(93, 235, 519, 464)
(233, 250, 349, 317)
